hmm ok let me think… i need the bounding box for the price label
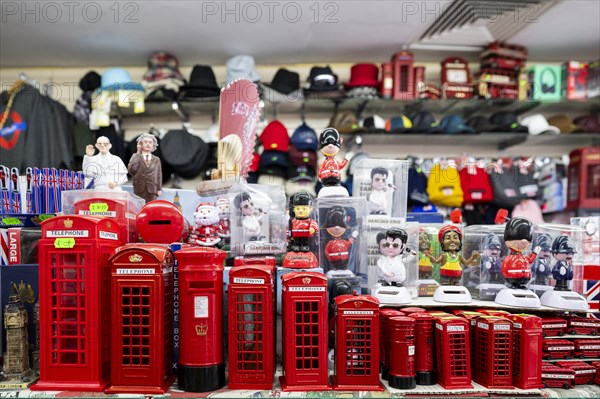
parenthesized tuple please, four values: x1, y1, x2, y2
(89, 203, 109, 212)
(1, 217, 20, 226)
(54, 238, 75, 249)
(39, 214, 54, 221)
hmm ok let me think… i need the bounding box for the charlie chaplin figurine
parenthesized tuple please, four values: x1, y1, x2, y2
(283, 192, 319, 268)
(376, 228, 416, 287)
(551, 235, 576, 291)
(234, 191, 267, 241)
(128, 132, 162, 203)
(481, 234, 503, 284)
(368, 167, 396, 215)
(430, 225, 480, 286)
(418, 229, 435, 280)
(318, 128, 348, 187)
(501, 217, 539, 289)
(323, 206, 358, 273)
(531, 234, 553, 285)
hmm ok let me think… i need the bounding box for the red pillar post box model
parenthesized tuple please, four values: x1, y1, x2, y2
(388, 316, 416, 390)
(434, 316, 473, 390)
(280, 272, 330, 391)
(473, 316, 514, 389)
(32, 216, 124, 391)
(408, 312, 436, 385)
(105, 244, 175, 394)
(227, 265, 275, 390)
(379, 308, 404, 380)
(505, 314, 544, 389)
(136, 200, 189, 244)
(331, 294, 384, 391)
(174, 247, 226, 392)
(401, 307, 426, 314)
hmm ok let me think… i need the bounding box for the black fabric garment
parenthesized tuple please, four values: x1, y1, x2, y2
(489, 167, 527, 209)
(0, 84, 74, 170)
(160, 129, 208, 179)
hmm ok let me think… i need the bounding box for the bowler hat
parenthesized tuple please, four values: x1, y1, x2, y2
(179, 65, 221, 99)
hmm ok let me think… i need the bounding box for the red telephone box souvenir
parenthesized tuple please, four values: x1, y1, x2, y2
(434, 316, 473, 390)
(175, 247, 227, 392)
(568, 147, 600, 210)
(387, 316, 416, 390)
(441, 57, 473, 99)
(408, 312, 436, 385)
(473, 316, 514, 389)
(105, 244, 175, 394)
(505, 314, 544, 389)
(392, 51, 414, 100)
(331, 294, 384, 391)
(227, 265, 275, 390)
(73, 197, 140, 243)
(280, 272, 329, 391)
(32, 216, 124, 391)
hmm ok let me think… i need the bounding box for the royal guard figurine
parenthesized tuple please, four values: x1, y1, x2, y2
(481, 234, 503, 284)
(373, 228, 416, 305)
(323, 206, 358, 277)
(531, 234, 553, 284)
(550, 236, 576, 291)
(215, 197, 231, 240)
(188, 203, 222, 247)
(430, 225, 480, 286)
(283, 192, 319, 268)
(318, 128, 349, 197)
(496, 217, 542, 307)
(418, 229, 435, 280)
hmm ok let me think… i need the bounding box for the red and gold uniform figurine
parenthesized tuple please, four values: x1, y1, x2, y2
(323, 206, 358, 276)
(318, 128, 348, 187)
(283, 192, 319, 268)
(501, 217, 539, 289)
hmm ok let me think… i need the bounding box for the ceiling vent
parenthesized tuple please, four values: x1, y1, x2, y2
(410, 0, 558, 51)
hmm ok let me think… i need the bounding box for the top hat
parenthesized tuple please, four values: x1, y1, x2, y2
(345, 63, 379, 88)
(179, 65, 221, 99)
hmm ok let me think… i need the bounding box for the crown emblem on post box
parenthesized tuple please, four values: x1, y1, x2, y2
(129, 254, 143, 263)
(195, 324, 208, 336)
(302, 277, 311, 285)
(64, 218, 73, 228)
(354, 301, 363, 308)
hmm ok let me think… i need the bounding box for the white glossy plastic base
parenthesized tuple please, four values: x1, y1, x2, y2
(433, 285, 472, 303)
(495, 288, 541, 308)
(528, 283, 555, 297)
(540, 290, 590, 311)
(325, 269, 356, 279)
(373, 284, 412, 305)
(318, 186, 349, 198)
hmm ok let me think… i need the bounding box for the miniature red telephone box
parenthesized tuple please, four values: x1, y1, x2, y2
(473, 316, 514, 389)
(33, 215, 123, 391)
(174, 247, 226, 392)
(505, 314, 544, 389)
(434, 317, 473, 390)
(455, 310, 484, 368)
(331, 294, 383, 391)
(392, 51, 414, 100)
(105, 244, 175, 394)
(280, 272, 329, 391)
(74, 198, 139, 243)
(568, 147, 600, 210)
(388, 316, 416, 390)
(408, 312, 436, 385)
(227, 265, 275, 390)
(380, 308, 404, 380)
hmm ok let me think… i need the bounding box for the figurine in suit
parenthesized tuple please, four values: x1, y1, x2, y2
(128, 132, 162, 203)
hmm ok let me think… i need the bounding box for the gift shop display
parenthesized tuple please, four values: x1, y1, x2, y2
(283, 191, 319, 268)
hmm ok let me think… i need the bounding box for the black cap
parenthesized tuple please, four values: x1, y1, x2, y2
(533, 233, 552, 251)
(504, 217, 533, 242)
(319, 127, 341, 148)
(290, 191, 314, 207)
(551, 235, 577, 254)
(490, 111, 529, 133)
(79, 71, 101, 91)
(324, 206, 349, 228)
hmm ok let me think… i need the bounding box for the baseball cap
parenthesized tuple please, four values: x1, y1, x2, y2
(489, 111, 529, 133)
(361, 115, 387, 133)
(385, 115, 413, 133)
(290, 122, 318, 151)
(289, 146, 317, 168)
(439, 114, 476, 135)
(260, 120, 289, 151)
(259, 150, 289, 167)
(520, 114, 560, 135)
(287, 165, 317, 182)
(410, 111, 443, 133)
(466, 116, 498, 133)
(329, 111, 367, 134)
(573, 115, 600, 133)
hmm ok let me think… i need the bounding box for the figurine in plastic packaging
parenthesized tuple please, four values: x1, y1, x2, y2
(376, 228, 416, 286)
(430, 225, 480, 286)
(550, 235, 576, 291)
(368, 167, 396, 215)
(82, 136, 128, 190)
(234, 191, 266, 241)
(215, 197, 231, 240)
(500, 217, 539, 289)
(188, 202, 222, 247)
(318, 128, 349, 197)
(128, 132, 162, 203)
(323, 206, 359, 277)
(531, 234, 553, 285)
(283, 192, 319, 268)
(481, 234, 503, 284)
(418, 229, 435, 280)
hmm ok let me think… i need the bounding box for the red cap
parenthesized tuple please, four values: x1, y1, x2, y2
(438, 224, 462, 243)
(260, 120, 289, 152)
